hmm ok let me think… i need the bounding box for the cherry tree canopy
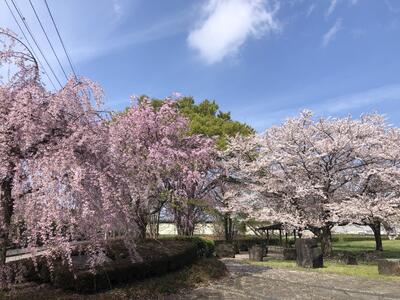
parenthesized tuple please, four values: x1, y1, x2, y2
(0, 30, 138, 278)
(167, 133, 216, 236)
(109, 99, 216, 237)
(223, 111, 400, 254)
(329, 126, 400, 243)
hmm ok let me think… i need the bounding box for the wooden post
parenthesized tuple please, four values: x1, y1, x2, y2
(266, 229, 270, 246)
(279, 229, 282, 246)
(293, 229, 296, 242)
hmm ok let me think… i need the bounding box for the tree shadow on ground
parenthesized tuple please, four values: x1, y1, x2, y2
(221, 259, 271, 277)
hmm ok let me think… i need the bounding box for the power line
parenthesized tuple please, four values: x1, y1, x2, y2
(43, 0, 77, 79)
(10, 0, 62, 87)
(10, 0, 63, 88)
(28, 0, 68, 81)
(3, 0, 57, 89)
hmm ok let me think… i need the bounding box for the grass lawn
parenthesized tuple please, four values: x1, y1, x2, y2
(247, 238, 400, 281)
(249, 259, 400, 281)
(333, 239, 400, 259)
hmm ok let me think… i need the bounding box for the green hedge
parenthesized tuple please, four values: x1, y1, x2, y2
(11, 238, 212, 293)
(331, 234, 400, 243)
(53, 242, 198, 293)
(159, 236, 215, 258)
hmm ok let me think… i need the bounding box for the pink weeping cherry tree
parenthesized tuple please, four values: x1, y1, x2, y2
(224, 111, 397, 256)
(108, 98, 216, 238)
(167, 134, 216, 236)
(0, 29, 139, 282)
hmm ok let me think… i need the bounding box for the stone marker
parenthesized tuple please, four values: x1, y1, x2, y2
(249, 244, 264, 261)
(361, 250, 381, 262)
(268, 246, 284, 254)
(283, 248, 297, 260)
(336, 251, 358, 265)
(295, 238, 323, 268)
(378, 259, 400, 276)
(215, 242, 235, 258)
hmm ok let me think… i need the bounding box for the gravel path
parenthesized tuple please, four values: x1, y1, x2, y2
(174, 258, 400, 300)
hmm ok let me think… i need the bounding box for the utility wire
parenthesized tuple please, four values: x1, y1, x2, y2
(3, 0, 57, 89)
(10, 0, 63, 88)
(28, 0, 68, 81)
(43, 0, 77, 79)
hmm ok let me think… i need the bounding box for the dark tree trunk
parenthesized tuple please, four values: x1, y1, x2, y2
(224, 213, 234, 241)
(176, 216, 195, 236)
(156, 210, 160, 237)
(0, 178, 13, 265)
(137, 225, 147, 239)
(136, 215, 148, 239)
(369, 222, 383, 251)
(175, 203, 197, 236)
(148, 212, 161, 239)
(309, 226, 333, 257)
(320, 226, 333, 257)
(228, 216, 233, 240)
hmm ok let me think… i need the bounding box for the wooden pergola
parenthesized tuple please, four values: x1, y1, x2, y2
(256, 223, 297, 247)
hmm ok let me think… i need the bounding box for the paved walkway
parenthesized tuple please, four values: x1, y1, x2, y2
(175, 257, 400, 300)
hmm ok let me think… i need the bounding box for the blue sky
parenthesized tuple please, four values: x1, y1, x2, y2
(1, 0, 400, 131)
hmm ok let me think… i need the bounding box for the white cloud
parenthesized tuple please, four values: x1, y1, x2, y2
(322, 18, 343, 47)
(385, 0, 400, 13)
(315, 84, 400, 113)
(112, 0, 123, 19)
(326, 0, 359, 17)
(326, 0, 338, 17)
(187, 0, 280, 64)
(306, 3, 316, 17)
(235, 84, 400, 132)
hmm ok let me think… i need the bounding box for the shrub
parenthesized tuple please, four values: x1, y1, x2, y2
(159, 236, 215, 258)
(194, 238, 215, 257)
(11, 238, 213, 293)
(231, 238, 266, 252)
(331, 234, 397, 243)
